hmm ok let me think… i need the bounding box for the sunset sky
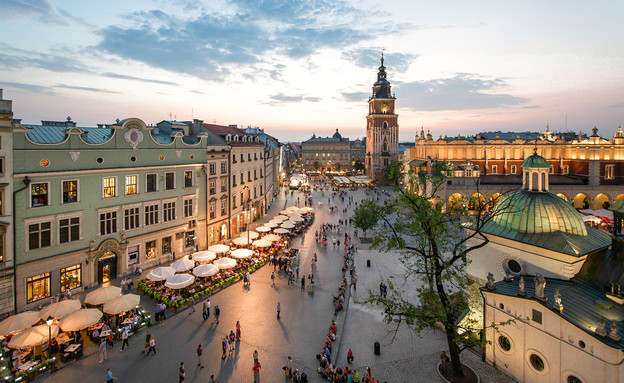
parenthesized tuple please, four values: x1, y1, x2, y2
(1, 0, 623, 142)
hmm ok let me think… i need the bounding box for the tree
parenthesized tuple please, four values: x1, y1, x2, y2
(354, 160, 365, 173)
(352, 199, 379, 239)
(313, 161, 320, 171)
(357, 160, 511, 379)
(334, 163, 341, 171)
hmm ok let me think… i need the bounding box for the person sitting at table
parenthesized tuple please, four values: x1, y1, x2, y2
(102, 323, 110, 332)
(92, 329, 100, 339)
(224, 271, 230, 278)
(50, 338, 59, 354)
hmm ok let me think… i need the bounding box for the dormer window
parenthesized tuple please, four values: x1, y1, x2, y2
(226, 134, 231, 142)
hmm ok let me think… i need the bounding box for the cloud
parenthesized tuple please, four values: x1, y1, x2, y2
(341, 91, 369, 102)
(396, 74, 528, 111)
(342, 49, 418, 73)
(263, 93, 322, 105)
(96, 0, 374, 78)
(608, 103, 624, 108)
(0, 43, 89, 73)
(55, 84, 120, 94)
(1, 0, 86, 26)
(100, 72, 178, 86)
(0, 81, 52, 94)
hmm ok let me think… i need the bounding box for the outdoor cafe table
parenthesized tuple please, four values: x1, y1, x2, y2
(88, 322, 104, 331)
(12, 350, 29, 361)
(100, 329, 111, 338)
(121, 318, 134, 326)
(56, 332, 71, 345)
(64, 344, 80, 353)
(18, 360, 37, 372)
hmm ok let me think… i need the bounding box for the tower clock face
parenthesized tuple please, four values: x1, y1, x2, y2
(381, 102, 388, 111)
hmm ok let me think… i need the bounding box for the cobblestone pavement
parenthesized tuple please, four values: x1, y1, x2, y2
(39, 185, 516, 383)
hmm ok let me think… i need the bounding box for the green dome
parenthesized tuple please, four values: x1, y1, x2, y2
(521, 152, 551, 169)
(611, 199, 624, 214)
(491, 190, 587, 236)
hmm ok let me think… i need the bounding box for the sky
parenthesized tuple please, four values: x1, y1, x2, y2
(1, 0, 623, 143)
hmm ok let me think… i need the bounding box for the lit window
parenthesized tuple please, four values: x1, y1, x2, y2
(62, 180, 78, 203)
(162, 237, 172, 255)
(60, 264, 81, 292)
(31, 183, 49, 207)
(606, 164, 614, 180)
(103, 177, 116, 198)
(125, 175, 138, 195)
(27, 273, 50, 303)
(145, 240, 157, 259)
(185, 230, 195, 248)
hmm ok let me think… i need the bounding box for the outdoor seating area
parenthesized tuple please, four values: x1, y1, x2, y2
(138, 206, 315, 310)
(0, 287, 146, 382)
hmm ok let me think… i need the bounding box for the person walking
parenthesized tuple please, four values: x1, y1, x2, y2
(253, 350, 259, 364)
(189, 296, 196, 313)
(301, 276, 305, 290)
(236, 321, 241, 340)
(440, 351, 449, 374)
(146, 335, 156, 355)
(209, 375, 218, 383)
(142, 331, 151, 353)
(295, 266, 300, 279)
(276, 302, 281, 320)
(252, 361, 261, 382)
(221, 337, 227, 360)
(98, 338, 107, 363)
(120, 327, 129, 351)
(197, 344, 204, 368)
(202, 300, 209, 320)
(214, 305, 220, 324)
(105, 368, 116, 382)
(179, 362, 185, 382)
(270, 272, 275, 287)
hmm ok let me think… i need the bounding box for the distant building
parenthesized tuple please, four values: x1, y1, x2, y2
(0, 90, 14, 315)
(301, 129, 351, 172)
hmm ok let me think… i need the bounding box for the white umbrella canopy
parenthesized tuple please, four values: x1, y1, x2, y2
(165, 274, 195, 289)
(103, 294, 140, 315)
(281, 222, 295, 229)
(274, 215, 289, 221)
(282, 220, 297, 225)
(303, 207, 314, 212)
(290, 216, 304, 222)
(213, 257, 237, 269)
(193, 264, 219, 278)
(296, 208, 308, 215)
(209, 244, 230, 254)
(263, 234, 281, 242)
(274, 228, 290, 234)
(39, 300, 81, 320)
(253, 239, 272, 248)
(287, 206, 299, 211)
(232, 236, 253, 246)
(146, 267, 176, 282)
(59, 308, 103, 332)
(256, 226, 271, 233)
(171, 259, 195, 272)
(230, 249, 254, 259)
(239, 231, 259, 240)
(85, 286, 122, 305)
(192, 251, 217, 263)
(265, 222, 279, 228)
(279, 210, 292, 215)
(0, 311, 41, 336)
(8, 325, 60, 349)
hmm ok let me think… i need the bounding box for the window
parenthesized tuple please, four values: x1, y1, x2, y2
(0, 234, 4, 263)
(248, 171, 251, 182)
(510, 165, 517, 174)
(260, 185, 263, 195)
(232, 195, 237, 209)
(60, 264, 81, 292)
(209, 163, 216, 175)
(221, 178, 227, 192)
(145, 240, 157, 259)
(31, 183, 49, 207)
(146, 174, 157, 192)
(240, 154, 244, 162)
(99, 211, 117, 235)
(163, 201, 176, 222)
(248, 153, 251, 161)
(465, 169, 473, 177)
(185, 230, 195, 248)
(505, 259, 522, 274)
(0, 157, 4, 175)
(498, 335, 511, 351)
(254, 170, 257, 179)
(209, 180, 216, 195)
(532, 309, 542, 324)
(254, 153, 257, 160)
(260, 169, 263, 177)
(59, 216, 80, 244)
(254, 187, 257, 199)
(209, 201, 216, 219)
(124, 207, 140, 230)
(145, 204, 159, 226)
(567, 376, 583, 383)
(221, 199, 227, 216)
(162, 237, 172, 255)
(563, 165, 569, 174)
(184, 170, 193, 187)
(233, 175, 237, 186)
(529, 354, 545, 372)
(125, 175, 138, 195)
(165, 172, 175, 190)
(27, 273, 50, 303)
(491, 165, 498, 174)
(184, 199, 194, 218)
(240, 172, 244, 184)
(103, 177, 116, 198)
(127, 245, 139, 267)
(606, 164, 614, 180)
(221, 162, 227, 173)
(62, 180, 78, 203)
(28, 221, 52, 250)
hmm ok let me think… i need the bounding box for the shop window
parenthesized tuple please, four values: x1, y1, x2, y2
(31, 182, 49, 207)
(146, 174, 157, 192)
(185, 230, 195, 248)
(165, 172, 175, 190)
(162, 237, 172, 255)
(29, 221, 52, 250)
(145, 240, 156, 259)
(59, 216, 80, 244)
(103, 177, 116, 198)
(60, 264, 82, 292)
(184, 171, 193, 187)
(125, 175, 138, 195)
(27, 273, 50, 303)
(62, 180, 78, 203)
(127, 245, 139, 267)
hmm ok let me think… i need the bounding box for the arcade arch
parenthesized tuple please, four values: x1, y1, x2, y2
(615, 194, 624, 205)
(572, 193, 589, 209)
(555, 193, 568, 202)
(469, 193, 486, 211)
(490, 193, 503, 208)
(593, 193, 611, 210)
(448, 193, 466, 213)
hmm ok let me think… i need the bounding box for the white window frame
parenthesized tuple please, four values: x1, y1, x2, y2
(221, 178, 227, 192)
(606, 164, 614, 180)
(144, 202, 160, 226)
(30, 181, 51, 208)
(220, 198, 227, 216)
(125, 174, 139, 195)
(123, 203, 142, 231)
(510, 165, 517, 174)
(164, 171, 175, 190)
(97, 206, 119, 236)
(24, 216, 54, 251)
(102, 176, 117, 198)
(491, 165, 498, 174)
(184, 170, 194, 188)
(146, 173, 158, 193)
(562, 165, 569, 175)
(209, 163, 216, 175)
(221, 161, 227, 174)
(162, 198, 177, 222)
(183, 196, 195, 218)
(61, 179, 79, 204)
(57, 212, 83, 244)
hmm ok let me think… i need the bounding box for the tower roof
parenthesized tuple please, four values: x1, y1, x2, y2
(521, 149, 551, 169)
(372, 53, 393, 99)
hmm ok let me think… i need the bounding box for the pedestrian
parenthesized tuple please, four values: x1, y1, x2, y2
(107, 331, 114, 349)
(347, 348, 354, 363)
(189, 296, 196, 313)
(440, 351, 449, 374)
(197, 344, 204, 368)
(246, 271, 251, 286)
(229, 331, 235, 351)
(277, 302, 281, 320)
(99, 338, 107, 363)
(142, 331, 151, 353)
(301, 276, 305, 290)
(105, 368, 116, 382)
(283, 355, 293, 377)
(236, 321, 241, 340)
(179, 362, 185, 382)
(296, 266, 300, 279)
(221, 337, 227, 359)
(146, 335, 156, 355)
(253, 361, 261, 382)
(202, 300, 209, 320)
(270, 272, 275, 287)
(209, 375, 218, 383)
(224, 335, 230, 354)
(214, 305, 220, 324)
(382, 283, 387, 298)
(253, 350, 259, 363)
(120, 327, 129, 351)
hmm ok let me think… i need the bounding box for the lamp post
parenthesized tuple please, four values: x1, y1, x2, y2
(243, 186, 251, 247)
(46, 315, 54, 353)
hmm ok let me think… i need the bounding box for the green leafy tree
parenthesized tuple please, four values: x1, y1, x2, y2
(334, 163, 341, 171)
(358, 160, 511, 379)
(313, 161, 320, 171)
(354, 160, 365, 172)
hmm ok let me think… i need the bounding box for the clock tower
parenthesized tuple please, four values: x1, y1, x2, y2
(366, 53, 399, 183)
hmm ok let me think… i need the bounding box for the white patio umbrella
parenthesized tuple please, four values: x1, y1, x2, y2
(59, 308, 103, 331)
(303, 207, 314, 212)
(193, 264, 219, 278)
(269, 218, 283, 223)
(85, 286, 122, 305)
(281, 222, 296, 229)
(209, 244, 230, 254)
(256, 226, 271, 233)
(213, 257, 237, 269)
(253, 239, 272, 248)
(171, 259, 195, 272)
(8, 324, 60, 349)
(290, 216, 304, 222)
(296, 208, 308, 215)
(231, 249, 254, 259)
(165, 274, 195, 289)
(287, 206, 299, 211)
(280, 209, 292, 215)
(265, 222, 279, 228)
(192, 251, 217, 263)
(0, 311, 41, 336)
(103, 294, 140, 315)
(263, 234, 281, 242)
(39, 300, 81, 320)
(232, 236, 253, 246)
(274, 215, 289, 221)
(239, 231, 259, 240)
(274, 228, 290, 234)
(146, 266, 176, 281)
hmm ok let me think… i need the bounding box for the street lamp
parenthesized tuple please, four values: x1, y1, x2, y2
(45, 315, 54, 353)
(242, 186, 252, 247)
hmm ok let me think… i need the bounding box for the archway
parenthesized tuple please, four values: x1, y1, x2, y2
(490, 193, 503, 208)
(615, 194, 624, 205)
(593, 193, 611, 210)
(469, 193, 486, 211)
(447, 193, 466, 213)
(555, 193, 568, 202)
(98, 252, 117, 284)
(573, 193, 589, 209)
(88, 238, 126, 287)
